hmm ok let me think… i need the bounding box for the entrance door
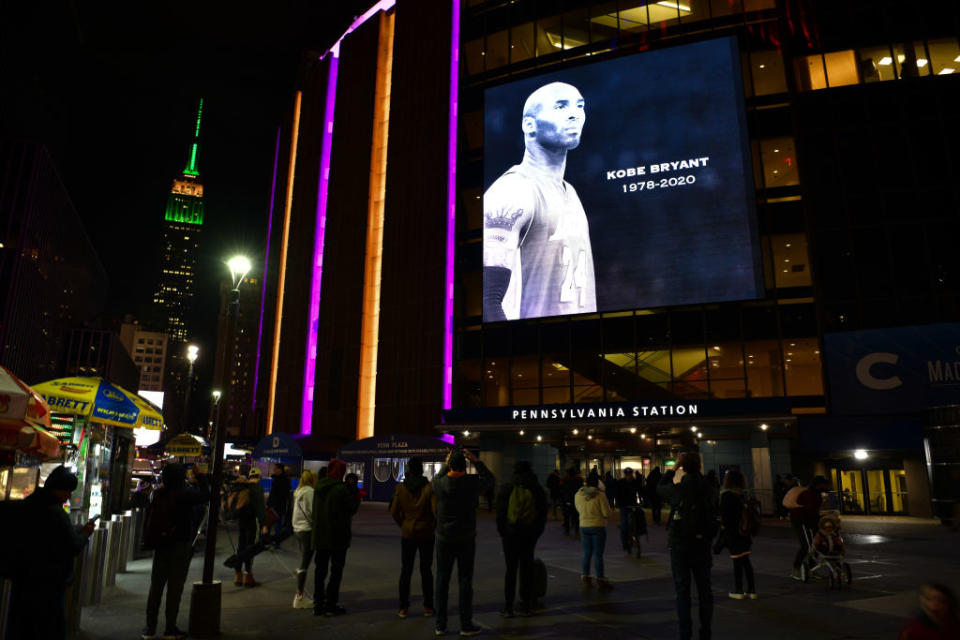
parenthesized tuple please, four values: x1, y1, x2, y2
(830, 467, 908, 515)
(836, 469, 865, 514)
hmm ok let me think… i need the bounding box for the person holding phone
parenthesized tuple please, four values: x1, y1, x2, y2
(7, 466, 95, 640)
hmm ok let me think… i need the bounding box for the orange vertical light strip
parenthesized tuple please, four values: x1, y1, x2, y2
(266, 90, 302, 435)
(356, 12, 394, 441)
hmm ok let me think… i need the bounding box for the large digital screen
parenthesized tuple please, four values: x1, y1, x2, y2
(482, 37, 761, 322)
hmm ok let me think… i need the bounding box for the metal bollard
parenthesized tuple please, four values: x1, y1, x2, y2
(64, 549, 86, 636)
(90, 521, 109, 605)
(118, 512, 132, 573)
(0, 578, 11, 640)
(81, 526, 105, 606)
(103, 517, 122, 588)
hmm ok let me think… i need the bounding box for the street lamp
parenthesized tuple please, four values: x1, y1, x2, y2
(191, 256, 250, 636)
(182, 344, 199, 434)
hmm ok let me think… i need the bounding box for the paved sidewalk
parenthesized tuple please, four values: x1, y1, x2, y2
(76, 504, 960, 639)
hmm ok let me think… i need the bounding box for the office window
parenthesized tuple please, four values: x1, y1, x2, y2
(464, 37, 484, 75)
(511, 22, 535, 64)
(893, 42, 930, 79)
(563, 8, 591, 49)
(796, 51, 858, 90)
(858, 45, 896, 82)
(707, 342, 747, 399)
(770, 233, 812, 288)
(536, 14, 563, 55)
(749, 49, 788, 96)
(672, 344, 708, 398)
(760, 138, 799, 188)
(783, 337, 823, 396)
(926, 37, 960, 76)
(511, 355, 539, 405)
(744, 339, 784, 397)
(486, 28, 509, 71)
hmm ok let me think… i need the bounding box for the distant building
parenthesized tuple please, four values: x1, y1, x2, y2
(212, 275, 261, 438)
(150, 99, 205, 430)
(0, 140, 106, 384)
(118, 319, 168, 393)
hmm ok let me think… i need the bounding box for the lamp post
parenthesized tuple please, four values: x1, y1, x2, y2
(182, 344, 199, 434)
(189, 255, 250, 637)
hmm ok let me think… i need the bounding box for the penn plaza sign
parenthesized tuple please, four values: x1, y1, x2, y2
(511, 403, 699, 422)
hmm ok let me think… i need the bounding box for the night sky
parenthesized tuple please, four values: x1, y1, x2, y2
(2, 0, 371, 416)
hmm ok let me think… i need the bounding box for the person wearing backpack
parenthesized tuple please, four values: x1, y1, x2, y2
(142, 463, 210, 640)
(495, 460, 548, 617)
(390, 457, 437, 619)
(715, 469, 757, 600)
(224, 464, 267, 588)
(575, 472, 613, 590)
(658, 452, 718, 640)
(312, 458, 360, 617)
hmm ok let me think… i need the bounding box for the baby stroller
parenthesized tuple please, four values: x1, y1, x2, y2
(800, 512, 852, 589)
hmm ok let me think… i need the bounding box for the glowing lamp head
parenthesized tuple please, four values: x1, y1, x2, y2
(186, 344, 199, 363)
(854, 449, 868, 460)
(519, 429, 525, 436)
(536, 435, 542, 442)
(228, 255, 252, 287)
(212, 390, 222, 401)
(760, 423, 769, 431)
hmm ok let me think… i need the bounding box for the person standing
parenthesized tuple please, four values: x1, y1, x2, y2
(645, 466, 663, 525)
(312, 459, 360, 617)
(6, 466, 95, 640)
(787, 475, 828, 580)
(390, 457, 437, 619)
(716, 470, 756, 600)
(496, 460, 547, 617)
(431, 448, 495, 637)
(268, 463, 292, 544)
(659, 452, 719, 640)
(615, 468, 641, 553)
(898, 583, 960, 639)
(231, 464, 267, 588)
(142, 463, 210, 640)
(546, 470, 561, 520)
(291, 469, 316, 609)
(575, 473, 613, 590)
(560, 467, 583, 537)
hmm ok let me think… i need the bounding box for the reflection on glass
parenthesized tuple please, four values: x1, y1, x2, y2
(710, 0, 743, 17)
(563, 8, 591, 49)
(464, 38, 484, 76)
(760, 138, 799, 187)
(926, 37, 960, 76)
(536, 14, 563, 56)
(707, 342, 745, 380)
(839, 470, 864, 513)
(866, 469, 887, 513)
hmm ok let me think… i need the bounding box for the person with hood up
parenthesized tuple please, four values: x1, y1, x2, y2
(574, 473, 613, 590)
(495, 460, 548, 617)
(390, 457, 436, 618)
(291, 469, 317, 609)
(6, 466, 95, 640)
(311, 458, 360, 617)
(431, 448, 495, 637)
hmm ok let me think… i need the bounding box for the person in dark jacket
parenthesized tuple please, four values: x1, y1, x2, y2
(546, 470, 561, 520)
(898, 583, 960, 640)
(658, 453, 718, 640)
(645, 466, 663, 525)
(7, 466, 95, 640)
(560, 467, 583, 537)
(789, 475, 829, 580)
(615, 468, 641, 552)
(431, 448, 495, 637)
(390, 457, 436, 618)
(232, 464, 267, 587)
(267, 463, 292, 544)
(143, 463, 210, 640)
(312, 458, 360, 617)
(495, 460, 547, 617)
(715, 469, 755, 600)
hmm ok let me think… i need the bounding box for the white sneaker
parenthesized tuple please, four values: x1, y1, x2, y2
(293, 593, 313, 609)
(728, 592, 746, 600)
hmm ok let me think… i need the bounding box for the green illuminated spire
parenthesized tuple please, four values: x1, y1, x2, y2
(183, 98, 203, 176)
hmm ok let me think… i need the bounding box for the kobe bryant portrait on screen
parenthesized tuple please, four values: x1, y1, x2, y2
(483, 81, 597, 322)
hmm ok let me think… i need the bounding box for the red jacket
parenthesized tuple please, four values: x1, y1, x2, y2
(898, 614, 960, 640)
(789, 488, 822, 521)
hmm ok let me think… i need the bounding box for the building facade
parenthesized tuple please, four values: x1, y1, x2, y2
(0, 140, 107, 385)
(258, 1, 960, 515)
(118, 319, 168, 393)
(212, 274, 262, 438)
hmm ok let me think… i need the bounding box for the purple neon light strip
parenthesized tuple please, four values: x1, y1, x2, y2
(300, 55, 339, 436)
(252, 127, 282, 414)
(442, 0, 461, 410)
(300, 0, 397, 436)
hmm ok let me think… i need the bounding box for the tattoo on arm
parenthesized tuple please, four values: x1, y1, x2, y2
(485, 208, 525, 232)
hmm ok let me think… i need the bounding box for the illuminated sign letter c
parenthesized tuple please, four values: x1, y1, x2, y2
(855, 352, 902, 390)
